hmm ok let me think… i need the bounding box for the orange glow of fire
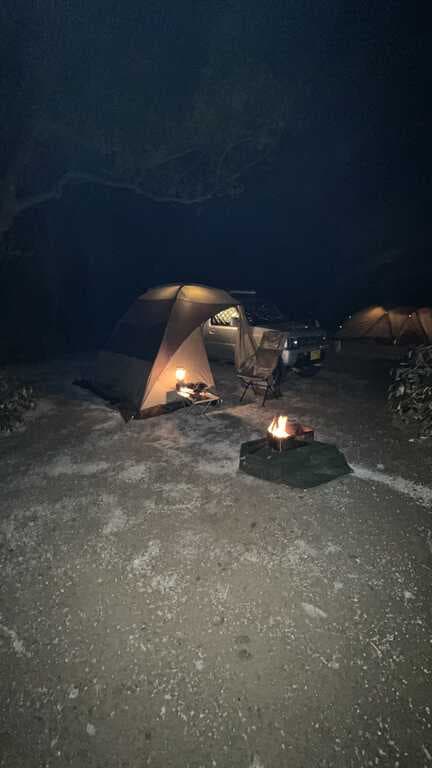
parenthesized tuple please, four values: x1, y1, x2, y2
(176, 367, 186, 383)
(267, 415, 297, 438)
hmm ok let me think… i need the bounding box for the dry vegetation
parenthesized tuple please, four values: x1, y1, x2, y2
(0, 373, 36, 432)
(388, 344, 432, 438)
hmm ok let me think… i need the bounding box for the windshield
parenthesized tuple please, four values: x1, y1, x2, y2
(242, 301, 285, 325)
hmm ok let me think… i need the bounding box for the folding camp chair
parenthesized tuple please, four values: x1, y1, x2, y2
(237, 330, 286, 406)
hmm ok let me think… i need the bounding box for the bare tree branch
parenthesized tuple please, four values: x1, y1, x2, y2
(14, 171, 216, 217)
(1, 2, 288, 238)
(11, 140, 268, 220)
(215, 136, 254, 185)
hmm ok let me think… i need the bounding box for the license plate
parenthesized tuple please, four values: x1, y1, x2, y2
(310, 349, 321, 361)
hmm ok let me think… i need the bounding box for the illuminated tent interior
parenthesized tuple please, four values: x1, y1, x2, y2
(93, 283, 254, 417)
(337, 306, 432, 345)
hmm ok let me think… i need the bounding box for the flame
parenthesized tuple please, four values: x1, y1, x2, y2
(267, 415, 297, 438)
(176, 367, 186, 383)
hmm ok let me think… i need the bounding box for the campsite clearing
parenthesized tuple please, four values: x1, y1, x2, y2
(0, 354, 431, 768)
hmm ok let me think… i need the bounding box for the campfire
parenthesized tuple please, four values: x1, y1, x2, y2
(240, 413, 350, 487)
(267, 415, 314, 452)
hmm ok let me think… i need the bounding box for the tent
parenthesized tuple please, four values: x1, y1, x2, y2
(93, 283, 254, 416)
(337, 306, 432, 345)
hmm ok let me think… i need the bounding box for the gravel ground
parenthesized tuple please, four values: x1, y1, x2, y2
(0, 356, 431, 768)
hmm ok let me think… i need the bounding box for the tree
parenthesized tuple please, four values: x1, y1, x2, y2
(0, 0, 288, 236)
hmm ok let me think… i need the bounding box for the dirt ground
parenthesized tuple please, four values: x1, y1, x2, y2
(0, 353, 431, 768)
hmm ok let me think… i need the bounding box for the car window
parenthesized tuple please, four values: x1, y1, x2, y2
(210, 307, 239, 327)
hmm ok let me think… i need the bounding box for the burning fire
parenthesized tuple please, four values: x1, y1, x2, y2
(267, 415, 297, 438)
(176, 367, 186, 383)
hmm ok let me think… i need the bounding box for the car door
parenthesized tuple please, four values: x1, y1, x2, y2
(204, 306, 240, 362)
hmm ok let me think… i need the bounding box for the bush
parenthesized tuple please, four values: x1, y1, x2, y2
(388, 345, 432, 438)
(0, 374, 36, 432)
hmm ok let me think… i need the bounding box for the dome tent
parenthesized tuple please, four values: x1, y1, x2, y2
(337, 306, 432, 345)
(93, 284, 252, 417)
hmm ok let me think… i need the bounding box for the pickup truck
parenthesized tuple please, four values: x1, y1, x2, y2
(203, 291, 327, 374)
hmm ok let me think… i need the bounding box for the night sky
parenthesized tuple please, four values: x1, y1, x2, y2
(0, 0, 430, 360)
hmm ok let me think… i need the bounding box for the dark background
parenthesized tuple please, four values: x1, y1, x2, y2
(0, 0, 430, 362)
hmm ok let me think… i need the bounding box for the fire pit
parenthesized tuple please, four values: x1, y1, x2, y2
(267, 415, 314, 452)
(239, 415, 351, 488)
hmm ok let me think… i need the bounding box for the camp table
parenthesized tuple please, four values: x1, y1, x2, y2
(176, 386, 222, 415)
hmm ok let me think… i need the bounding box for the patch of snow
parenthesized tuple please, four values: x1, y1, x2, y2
(241, 549, 261, 564)
(150, 573, 178, 594)
(118, 462, 150, 482)
(91, 415, 121, 432)
(102, 508, 128, 535)
(294, 539, 318, 559)
(351, 464, 432, 508)
(325, 543, 342, 555)
(0, 620, 31, 657)
(46, 456, 110, 477)
(197, 458, 238, 476)
(175, 530, 209, 560)
(250, 755, 265, 768)
(301, 603, 328, 620)
(403, 590, 415, 602)
(131, 540, 160, 575)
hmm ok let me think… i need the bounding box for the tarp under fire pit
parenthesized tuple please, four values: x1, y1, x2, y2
(239, 438, 352, 488)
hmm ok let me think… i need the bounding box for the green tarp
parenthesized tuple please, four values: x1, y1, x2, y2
(239, 439, 352, 488)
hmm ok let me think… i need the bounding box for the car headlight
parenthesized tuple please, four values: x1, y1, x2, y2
(286, 338, 299, 350)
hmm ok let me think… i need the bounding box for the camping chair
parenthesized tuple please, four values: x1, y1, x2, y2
(237, 330, 286, 406)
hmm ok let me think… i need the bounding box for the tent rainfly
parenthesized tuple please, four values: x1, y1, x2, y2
(93, 283, 253, 416)
(337, 306, 432, 345)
